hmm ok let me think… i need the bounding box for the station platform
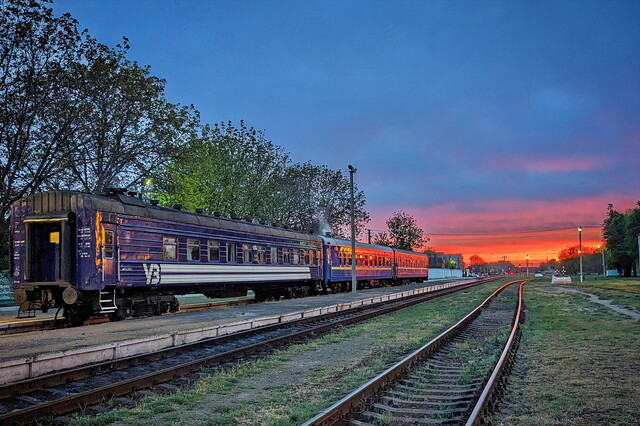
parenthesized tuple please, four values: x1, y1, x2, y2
(0, 280, 466, 364)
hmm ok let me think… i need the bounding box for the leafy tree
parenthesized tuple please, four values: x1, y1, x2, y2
(0, 0, 89, 268)
(378, 211, 428, 251)
(0, 0, 86, 217)
(470, 254, 484, 265)
(151, 122, 370, 236)
(602, 203, 637, 276)
(152, 121, 288, 221)
(558, 245, 599, 261)
(445, 259, 457, 269)
(624, 202, 640, 276)
(372, 231, 393, 247)
(278, 162, 370, 237)
(58, 39, 198, 193)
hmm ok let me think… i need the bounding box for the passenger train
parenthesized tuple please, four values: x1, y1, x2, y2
(10, 190, 429, 324)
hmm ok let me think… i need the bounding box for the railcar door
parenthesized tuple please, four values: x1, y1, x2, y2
(24, 216, 73, 284)
(101, 223, 119, 285)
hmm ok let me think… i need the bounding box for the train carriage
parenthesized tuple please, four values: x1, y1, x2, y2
(393, 248, 429, 283)
(10, 190, 323, 324)
(320, 236, 395, 291)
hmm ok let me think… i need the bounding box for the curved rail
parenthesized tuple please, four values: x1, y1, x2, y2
(465, 280, 526, 425)
(302, 280, 525, 426)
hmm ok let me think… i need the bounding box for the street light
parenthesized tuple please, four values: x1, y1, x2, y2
(578, 226, 583, 282)
(597, 245, 606, 278)
(348, 165, 357, 293)
(526, 255, 529, 277)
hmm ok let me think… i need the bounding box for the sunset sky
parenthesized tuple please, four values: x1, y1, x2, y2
(52, 0, 640, 265)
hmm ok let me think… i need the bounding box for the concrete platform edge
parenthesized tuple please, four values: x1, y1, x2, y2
(0, 281, 461, 385)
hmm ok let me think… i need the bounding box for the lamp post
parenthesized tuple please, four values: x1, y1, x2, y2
(348, 165, 357, 293)
(597, 245, 605, 278)
(526, 255, 529, 277)
(578, 226, 583, 282)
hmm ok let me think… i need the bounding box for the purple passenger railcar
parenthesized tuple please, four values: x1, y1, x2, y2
(10, 190, 323, 324)
(320, 236, 395, 291)
(393, 248, 429, 283)
(320, 236, 429, 291)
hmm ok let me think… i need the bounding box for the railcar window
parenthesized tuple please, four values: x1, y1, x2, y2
(283, 248, 290, 264)
(163, 236, 178, 260)
(293, 249, 300, 264)
(208, 240, 220, 262)
(104, 231, 115, 259)
(303, 250, 310, 265)
(309, 250, 315, 265)
(242, 244, 253, 263)
(187, 239, 200, 261)
(269, 247, 277, 264)
(258, 246, 266, 263)
(227, 242, 237, 263)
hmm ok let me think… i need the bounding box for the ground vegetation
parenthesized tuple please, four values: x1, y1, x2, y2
(603, 202, 640, 276)
(495, 278, 639, 424)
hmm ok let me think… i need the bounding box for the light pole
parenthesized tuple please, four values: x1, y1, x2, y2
(348, 165, 357, 293)
(526, 255, 529, 277)
(598, 245, 605, 278)
(578, 226, 583, 282)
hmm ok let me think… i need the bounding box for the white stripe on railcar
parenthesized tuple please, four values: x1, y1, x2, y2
(159, 273, 312, 284)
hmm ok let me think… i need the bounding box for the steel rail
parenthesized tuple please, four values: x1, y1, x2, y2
(0, 279, 497, 425)
(302, 279, 524, 426)
(465, 280, 526, 425)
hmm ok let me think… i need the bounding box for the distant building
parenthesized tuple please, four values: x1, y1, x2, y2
(426, 252, 464, 270)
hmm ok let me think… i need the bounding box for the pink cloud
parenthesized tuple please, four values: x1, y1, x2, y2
(487, 155, 605, 173)
(367, 193, 638, 264)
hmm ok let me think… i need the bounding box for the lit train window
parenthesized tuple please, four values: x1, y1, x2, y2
(309, 250, 315, 265)
(242, 244, 253, 263)
(258, 246, 266, 263)
(227, 242, 237, 263)
(163, 236, 178, 260)
(293, 249, 300, 264)
(104, 231, 114, 259)
(283, 248, 290, 264)
(187, 239, 200, 261)
(304, 250, 310, 264)
(208, 240, 220, 262)
(270, 247, 278, 264)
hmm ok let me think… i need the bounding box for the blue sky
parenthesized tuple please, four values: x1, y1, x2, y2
(52, 0, 640, 262)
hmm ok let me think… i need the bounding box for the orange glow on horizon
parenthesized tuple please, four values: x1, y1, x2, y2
(426, 226, 602, 266)
(368, 194, 637, 268)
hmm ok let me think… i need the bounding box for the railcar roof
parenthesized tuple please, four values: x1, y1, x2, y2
(393, 247, 430, 258)
(319, 236, 395, 253)
(16, 191, 320, 243)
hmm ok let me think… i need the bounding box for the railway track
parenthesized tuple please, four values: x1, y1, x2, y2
(0, 278, 497, 425)
(0, 297, 255, 335)
(304, 280, 525, 425)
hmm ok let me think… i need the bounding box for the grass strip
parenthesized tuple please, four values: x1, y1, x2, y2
(493, 280, 640, 425)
